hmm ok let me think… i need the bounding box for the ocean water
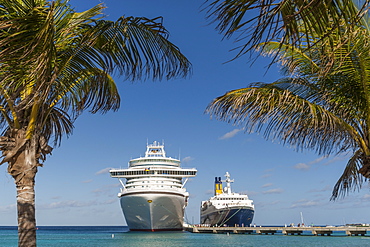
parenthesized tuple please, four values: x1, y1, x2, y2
(0, 226, 369, 247)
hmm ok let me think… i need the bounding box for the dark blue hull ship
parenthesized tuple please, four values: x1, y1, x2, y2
(200, 173, 254, 227)
(201, 208, 254, 227)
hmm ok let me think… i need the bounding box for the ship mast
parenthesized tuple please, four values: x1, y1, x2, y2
(222, 172, 234, 194)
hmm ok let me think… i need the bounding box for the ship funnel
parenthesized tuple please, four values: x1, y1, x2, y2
(214, 177, 223, 195)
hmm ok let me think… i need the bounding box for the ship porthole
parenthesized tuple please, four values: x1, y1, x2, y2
(147, 200, 152, 203)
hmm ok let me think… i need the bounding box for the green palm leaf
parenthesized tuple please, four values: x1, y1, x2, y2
(204, 0, 369, 69)
(207, 21, 370, 199)
(0, 1, 191, 245)
(331, 150, 364, 200)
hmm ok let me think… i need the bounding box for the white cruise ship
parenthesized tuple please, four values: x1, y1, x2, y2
(110, 141, 197, 231)
(200, 172, 254, 227)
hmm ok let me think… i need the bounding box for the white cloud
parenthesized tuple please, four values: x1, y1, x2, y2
(189, 193, 197, 199)
(308, 185, 331, 193)
(92, 188, 103, 194)
(100, 199, 117, 205)
(0, 204, 16, 212)
(205, 189, 214, 195)
(240, 190, 258, 196)
(107, 183, 121, 188)
(182, 156, 194, 163)
(290, 200, 319, 208)
(322, 154, 347, 166)
(82, 179, 93, 183)
(262, 188, 283, 194)
(37, 199, 116, 210)
(219, 129, 242, 140)
(310, 156, 327, 164)
(262, 183, 273, 188)
(294, 163, 310, 170)
(293, 156, 328, 171)
(362, 194, 370, 200)
(256, 200, 281, 208)
(92, 183, 121, 196)
(261, 173, 272, 178)
(37, 200, 94, 209)
(96, 167, 112, 175)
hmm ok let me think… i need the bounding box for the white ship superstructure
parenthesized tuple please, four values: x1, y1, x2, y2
(201, 172, 254, 227)
(110, 141, 197, 231)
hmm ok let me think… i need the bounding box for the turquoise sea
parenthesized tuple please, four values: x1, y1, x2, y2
(0, 226, 369, 247)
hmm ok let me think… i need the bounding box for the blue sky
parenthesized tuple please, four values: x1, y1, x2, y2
(1, 0, 370, 226)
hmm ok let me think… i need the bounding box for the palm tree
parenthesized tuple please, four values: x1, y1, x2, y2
(0, 0, 191, 246)
(204, 0, 369, 70)
(206, 12, 370, 201)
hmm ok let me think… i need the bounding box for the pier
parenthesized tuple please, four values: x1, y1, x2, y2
(184, 226, 369, 236)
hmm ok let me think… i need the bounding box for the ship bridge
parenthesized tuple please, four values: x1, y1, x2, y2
(128, 141, 181, 167)
(145, 141, 166, 157)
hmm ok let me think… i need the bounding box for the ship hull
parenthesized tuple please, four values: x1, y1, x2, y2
(120, 191, 186, 231)
(201, 206, 254, 227)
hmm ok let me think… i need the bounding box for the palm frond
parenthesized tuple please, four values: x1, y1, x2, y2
(86, 16, 192, 81)
(257, 41, 319, 76)
(42, 106, 73, 146)
(206, 11, 370, 196)
(206, 79, 359, 155)
(0, 0, 191, 146)
(52, 68, 120, 116)
(331, 150, 364, 200)
(204, 0, 369, 63)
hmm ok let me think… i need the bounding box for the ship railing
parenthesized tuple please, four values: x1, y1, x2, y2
(110, 169, 197, 177)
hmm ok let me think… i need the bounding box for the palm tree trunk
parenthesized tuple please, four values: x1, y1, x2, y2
(5, 130, 38, 247)
(16, 181, 36, 247)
